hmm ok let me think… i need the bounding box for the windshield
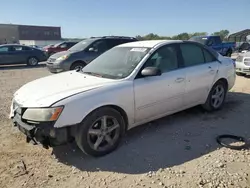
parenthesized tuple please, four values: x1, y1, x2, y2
(68, 39, 95, 52)
(189, 36, 208, 45)
(81, 47, 150, 79)
(53, 42, 63, 47)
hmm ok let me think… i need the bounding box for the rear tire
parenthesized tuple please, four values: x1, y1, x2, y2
(70, 61, 86, 71)
(202, 80, 227, 111)
(27, 57, 39, 66)
(75, 107, 125, 157)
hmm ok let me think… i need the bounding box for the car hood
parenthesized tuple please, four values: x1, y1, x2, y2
(50, 51, 71, 59)
(14, 71, 116, 107)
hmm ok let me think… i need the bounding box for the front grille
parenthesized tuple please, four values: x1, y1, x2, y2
(244, 58, 250, 66)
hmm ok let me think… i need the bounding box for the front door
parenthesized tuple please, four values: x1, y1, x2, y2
(179, 43, 219, 107)
(84, 40, 109, 63)
(133, 44, 186, 122)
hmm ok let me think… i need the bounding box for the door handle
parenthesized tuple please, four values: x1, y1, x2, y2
(175, 78, 185, 83)
(209, 69, 215, 74)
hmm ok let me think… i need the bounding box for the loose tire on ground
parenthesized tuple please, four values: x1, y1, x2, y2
(75, 107, 126, 157)
(216, 134, 248, 150)
(202, 80, 227, 111)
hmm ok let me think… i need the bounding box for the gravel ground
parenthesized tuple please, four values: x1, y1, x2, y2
(0, 65, 250, 188)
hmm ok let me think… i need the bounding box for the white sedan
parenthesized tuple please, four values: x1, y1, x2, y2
(10, 40, 236, 157)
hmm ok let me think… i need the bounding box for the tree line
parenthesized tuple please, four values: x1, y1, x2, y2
(135, 30, 230, 41)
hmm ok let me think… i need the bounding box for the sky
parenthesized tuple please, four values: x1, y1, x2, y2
(0, 0, 249, 38)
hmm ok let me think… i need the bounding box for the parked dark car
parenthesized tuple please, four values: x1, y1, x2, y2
(46, 36, 138, 73)
(235, 42, 250, 52)
(43, 41, 78, 57)
(189, 36, 236, 57)
(0, 44, 47, 66)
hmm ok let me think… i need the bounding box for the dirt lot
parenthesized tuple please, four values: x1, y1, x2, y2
(0, 65, 250, 188)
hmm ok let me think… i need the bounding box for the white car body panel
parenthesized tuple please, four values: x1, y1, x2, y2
(12, 71, 116, 107)
(10, 40, 236, 130)
(235, 52, 250, 74)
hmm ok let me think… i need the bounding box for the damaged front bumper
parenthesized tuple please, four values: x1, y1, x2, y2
(12, 113, 75, 149)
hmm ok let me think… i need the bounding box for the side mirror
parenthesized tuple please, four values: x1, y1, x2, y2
(88, 47, 97, 52)
(141, 67, 161, 77)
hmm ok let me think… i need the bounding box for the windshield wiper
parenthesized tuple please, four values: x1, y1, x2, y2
(82, 71, 103, 77)
(82, 71, 119, 79)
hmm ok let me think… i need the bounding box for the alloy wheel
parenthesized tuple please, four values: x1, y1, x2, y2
(87, 115, 120, 152)
(29, 57, 38, 65)
(211, 84, 225, 109)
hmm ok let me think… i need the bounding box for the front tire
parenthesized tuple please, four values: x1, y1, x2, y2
(75, 107, 125, 157)
(70, 62, 86, 71)
(202, 80, 227, 111)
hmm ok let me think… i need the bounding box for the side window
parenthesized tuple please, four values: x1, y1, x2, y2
(67, 42, 76, 48)
(203, 49, 216, 63)
(214, 37, 221, 45)
(180, 43, 205, 67)
(0, 47, 9, 52)
(144, 45, 179, 73)
(120, 39, 135, 44)
(91, 40, 108, 53)
(207, 37, 215, 46)
(106, 39, 122, 49)
(13, 46, 23, 51)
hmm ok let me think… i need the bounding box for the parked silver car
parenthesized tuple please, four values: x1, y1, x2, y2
(46, 36, 138, 73)
(235, 52, 250, 75)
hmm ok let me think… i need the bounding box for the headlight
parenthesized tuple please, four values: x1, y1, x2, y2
(57, 55, 70, 61)
(236, 55, 244, 62)
(22, 106, 63, 122)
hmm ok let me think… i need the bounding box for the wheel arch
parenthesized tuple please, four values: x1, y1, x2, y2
(70, 60, 86, 69)
(215, 77, 228, 91)
(82, 104, 129, 131)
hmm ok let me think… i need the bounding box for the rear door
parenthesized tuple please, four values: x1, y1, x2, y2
(180, 42, 219, 107)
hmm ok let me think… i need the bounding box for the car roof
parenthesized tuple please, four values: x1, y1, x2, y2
(117, 40, 182, 48)
(0, 44, 27, 47)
